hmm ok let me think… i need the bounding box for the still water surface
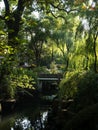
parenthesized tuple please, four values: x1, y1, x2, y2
(0, 104, 49, 130)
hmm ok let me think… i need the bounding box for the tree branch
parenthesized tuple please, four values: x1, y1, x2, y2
(50, 10, 66, 20)
(17, 0, 26, 15)
(3, 0, 10, 13)
(12, 0, 26, 25)
(50, 3, 78, 14)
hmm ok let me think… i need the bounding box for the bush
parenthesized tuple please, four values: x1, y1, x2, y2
(73, 71, 98, 112)
(0, 66, 36, 99)
(59, 70, 82, 100)
(59, 70, 98, 112)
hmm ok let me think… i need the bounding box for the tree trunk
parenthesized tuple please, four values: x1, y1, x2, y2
(4, 0, 25, 47)
(7, 19, 20, 47)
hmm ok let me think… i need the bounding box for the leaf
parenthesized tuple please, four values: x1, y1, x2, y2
(0, 30, 6, 35)
(5, 16, 10, 20)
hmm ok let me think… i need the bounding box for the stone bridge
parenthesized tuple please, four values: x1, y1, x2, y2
(37, 74, 63, 91)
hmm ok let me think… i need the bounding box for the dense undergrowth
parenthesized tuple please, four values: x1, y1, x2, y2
(58, 70, 98, 129)
(59, 70, 98, 110)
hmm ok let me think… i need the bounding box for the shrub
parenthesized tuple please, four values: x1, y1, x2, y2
(59, 70, 82, 100)
(59, 70, 98, 112)
(73, 71, 98, 111)
(0, 67, 36, 99)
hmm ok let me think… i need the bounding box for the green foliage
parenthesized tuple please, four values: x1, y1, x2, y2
(33, 66, 50, 74)
(16, 68, 36, 89)
(0, 0, 97, 101)
(0, 57, 16, 98)
(18, 75, 33, 88)
(50, 61, 60, 74)
(59, 70, 98, 112)
(72, 71, 98, 112)
(59, 71, 80, 100)
(0, 59, 36, 99)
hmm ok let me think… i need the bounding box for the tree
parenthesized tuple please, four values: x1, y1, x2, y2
(0, 0, 97, 99)
(0, 0, 33, 98)
(24, 15, 53, 66)
(1, 0, 43, 46)
(75, 1, 98, 72)
(50, 14, 77, 71)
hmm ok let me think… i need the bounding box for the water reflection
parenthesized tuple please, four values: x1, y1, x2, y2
(34, 111, 48, 130)
(0, 108, 48, 130)
(13, 117, 32, 130)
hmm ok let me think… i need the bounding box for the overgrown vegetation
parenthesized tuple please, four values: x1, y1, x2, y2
(0, 0, 98, 129)
(59, 71, 98, 111)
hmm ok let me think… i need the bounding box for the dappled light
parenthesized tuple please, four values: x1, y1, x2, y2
(0, 0, 98, 130)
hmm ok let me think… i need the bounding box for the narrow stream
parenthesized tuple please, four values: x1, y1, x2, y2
(0, 104, 49, 130)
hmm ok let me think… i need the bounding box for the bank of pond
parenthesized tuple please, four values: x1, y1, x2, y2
(0, 88, 57, 130)
(0, 103, 49, 130)
(1, 98, 98, 130)
(0, 91, 98, 130)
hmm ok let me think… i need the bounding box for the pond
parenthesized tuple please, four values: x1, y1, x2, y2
(0, 103, 49, 130)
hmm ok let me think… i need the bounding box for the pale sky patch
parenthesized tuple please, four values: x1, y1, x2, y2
(0, 0, 4, 10)
(82, 19, 89, 31)
(89, 0, 96, 7)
